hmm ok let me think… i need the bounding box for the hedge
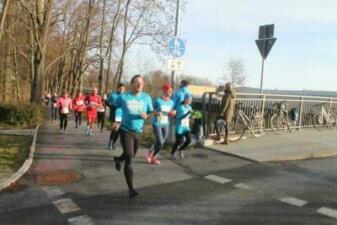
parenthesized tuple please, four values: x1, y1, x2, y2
(0, 103, 44, 128)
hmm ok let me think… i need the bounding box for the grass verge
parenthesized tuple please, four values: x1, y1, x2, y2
(0, 135, 32, 175)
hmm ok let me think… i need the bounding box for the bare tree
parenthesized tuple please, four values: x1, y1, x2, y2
(0, 0, 10, 40)
(223, 58, 247, 87)
(19, 0, 54, 104)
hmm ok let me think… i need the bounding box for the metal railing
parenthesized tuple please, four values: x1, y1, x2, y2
(193, 92, 337, 139)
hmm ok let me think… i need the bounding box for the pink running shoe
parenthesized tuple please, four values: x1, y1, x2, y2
(151, 157, 160, 165)
(145, 150, 153, 163)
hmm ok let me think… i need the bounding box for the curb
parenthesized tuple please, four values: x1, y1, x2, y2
(202, 145, 261, 164)
(0, 125, 40, 191)
(204, 144, 337, 163)
(265, 151, 337, 163)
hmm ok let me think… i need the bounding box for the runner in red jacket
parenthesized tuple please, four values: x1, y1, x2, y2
(72, 90, 86, 128)
(85, 88, 102, 136)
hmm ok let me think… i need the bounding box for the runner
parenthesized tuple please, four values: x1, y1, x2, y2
(172, 80, 191, 109)
(170, 93, 193, 160)
(112, 75, 153, 198)
(56, 90, 72, 133)
(51, 92, 59, 124)
(97, 94, 107, 133)
(145, 83, 175, 165)
(84, 88, 102, 136)
(106, 83, 125, 149)
(72, 90, 86, 128)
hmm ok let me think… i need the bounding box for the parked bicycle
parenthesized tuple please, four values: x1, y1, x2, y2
(312, 103, 337, 130)
(228, 102, 265, 142)
(270, 101, 297, 135)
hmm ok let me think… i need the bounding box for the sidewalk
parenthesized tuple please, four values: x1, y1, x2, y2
(207, 129, 337, 162)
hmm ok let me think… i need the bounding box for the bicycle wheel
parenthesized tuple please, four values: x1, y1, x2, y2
(270, 114, 287, 135)
(250, 117, 265, 137)
(313, 113, 323, 131)
(327, 113, 337, 129)
(228, 117, 245, 142)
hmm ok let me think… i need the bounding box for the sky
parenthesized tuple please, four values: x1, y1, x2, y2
(126, 0, 337, 91)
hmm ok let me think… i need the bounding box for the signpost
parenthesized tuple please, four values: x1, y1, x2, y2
(168, 37, 186, 58)
(255, 24, 277, 94)
(167, 58, 185, 71)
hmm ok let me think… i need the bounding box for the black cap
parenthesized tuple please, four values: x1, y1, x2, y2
(180, 80, 190, 87)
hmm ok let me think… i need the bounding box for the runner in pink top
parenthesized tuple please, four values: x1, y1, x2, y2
(56, 90, 72, 133)
(85, 88, 102, 136)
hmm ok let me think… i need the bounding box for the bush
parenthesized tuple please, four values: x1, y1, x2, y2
(0, 103, 45, 128)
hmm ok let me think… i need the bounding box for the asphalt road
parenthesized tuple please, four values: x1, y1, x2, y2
(0, 125, 336, 225)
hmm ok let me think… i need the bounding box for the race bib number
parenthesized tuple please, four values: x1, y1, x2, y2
(61, 107, 69, 114)
(126, 99, 144, 115)
(115, 116, 122, 122)
(53, 103, 57, 108)
(159, 115, 169, 125)
(97, 107, 105, 112)
(161, 105, 171, 113)
(89, 102, 97, 107)
(76, 100, 84, 106)
(181, 118, 189, 128)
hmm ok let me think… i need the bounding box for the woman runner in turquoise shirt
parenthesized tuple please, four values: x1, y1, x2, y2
(171, 93, 193, 160)
(145, 83, 175, 165)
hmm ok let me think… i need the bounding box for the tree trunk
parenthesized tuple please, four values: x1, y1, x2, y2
(0, 0, 10, 41)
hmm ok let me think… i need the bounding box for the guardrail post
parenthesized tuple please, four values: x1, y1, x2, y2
(261, 94, 266, 119)
(202, 92, 208, 139)
(298, 96, 304, 130)
(206, 93, 213, 138)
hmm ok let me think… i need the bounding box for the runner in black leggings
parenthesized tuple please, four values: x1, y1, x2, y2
(56, 90, 72, 133)
(112, 75, 153, 198)
(106, 83, 125, 150)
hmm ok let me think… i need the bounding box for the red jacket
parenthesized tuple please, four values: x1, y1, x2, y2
(72, 96, 86, 112)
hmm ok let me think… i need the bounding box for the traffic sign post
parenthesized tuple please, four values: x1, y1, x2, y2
(168, 37, 186, 58)
(255, 24, 277, 94)
(167, 58, 185, 71)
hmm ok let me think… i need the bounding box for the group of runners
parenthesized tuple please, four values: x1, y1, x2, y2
(48, 88, 106, 136)
(46, 74, 235, 198)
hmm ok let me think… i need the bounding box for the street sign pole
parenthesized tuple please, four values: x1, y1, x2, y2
(171, 0, 180, 92)
(255, 24, 277, 94)
(169, 0, 180, 143)
(259, 59, 265, 94)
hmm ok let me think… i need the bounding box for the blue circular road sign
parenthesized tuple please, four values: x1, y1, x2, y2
(168, 37, 185, 57)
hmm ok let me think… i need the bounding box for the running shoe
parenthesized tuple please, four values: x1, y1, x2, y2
(89, 129, 93, 136)
(85, 128, 90, 136)
(178, 150, 185, 159)
(129, 189, 139, 198)
(145, 150, 153, 163)
(151, 157, 160, 165)
(63, 129, 68, 134)
(170, 152, 177, 160)
(113, 156, 121, 171)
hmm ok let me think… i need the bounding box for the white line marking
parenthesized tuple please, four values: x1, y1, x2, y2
(204, 175, 232, 184)
(317, 207, 337, 220)
(42, 187, 65, 198)
(53, 198, 80, 214)
(234, 183, 253, 190)
(278, 197, 308, 207)
(68, 215, 95, 225)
